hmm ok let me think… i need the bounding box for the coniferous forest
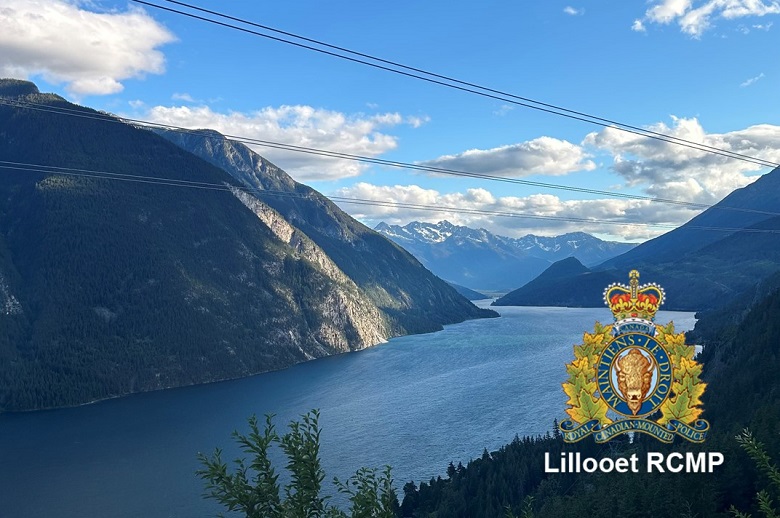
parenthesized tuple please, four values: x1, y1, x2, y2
(398, 275, 780, 517)
(3, 3, 780, 517)
(197, 271, 780, 518)
(0, 81, 495, 411)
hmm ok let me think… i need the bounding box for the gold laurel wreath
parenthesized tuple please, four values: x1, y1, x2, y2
(562, 322, 706, 426)
(655, 323, 706, 425)
(562, 322, 613, 426)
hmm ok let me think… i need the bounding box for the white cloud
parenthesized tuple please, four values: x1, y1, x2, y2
(636, 0, 780, 37)
(138, 104, 427, 181)
(563, 6, 585, 15)
(333, 183, 695, 241)
(632, 19, 647, 31)
(172, 92, 196, 102)
(647, 0, 693, 24)
(0, 0, 175, 96)
(418, 137, 596, 178)
(583, 117, 780, 204)
(406, 115, 431, 128)
(493, 104, 515, 116)
(740, 72, 765, 86)
(332, 119, 780, 241)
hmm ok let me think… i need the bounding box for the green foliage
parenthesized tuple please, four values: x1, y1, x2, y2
(729, 429, 780, 518)
(333, 466, 398, 518)
(197, 414, 282, 517)
(735, 430, 780, 496)
(280, 410, 328, 517)
(520, 496, 535, 518)
(197, 410, 398, 518)
(504, 496, 534, 518)
(730, 507, 753, 518)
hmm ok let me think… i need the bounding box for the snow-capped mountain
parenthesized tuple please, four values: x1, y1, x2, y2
(375, 221, 635, 292)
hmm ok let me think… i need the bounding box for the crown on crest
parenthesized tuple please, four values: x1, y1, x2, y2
(603, 270, 665, 322)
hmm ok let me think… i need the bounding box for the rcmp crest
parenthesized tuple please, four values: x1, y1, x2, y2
(558, 270, 710, 443)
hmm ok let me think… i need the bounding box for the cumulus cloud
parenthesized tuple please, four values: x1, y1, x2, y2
(139, 104, 427, 181)
(740, 72, 765, 86)
(418, 137, 596, 178)
(634, 0, 780, 37)
(333, 183, 696, 241)
(583, 117, 780, 204)
(0, 0, 175, 96)
(329, 119, 780, 241)
(563, 6, 585, 15)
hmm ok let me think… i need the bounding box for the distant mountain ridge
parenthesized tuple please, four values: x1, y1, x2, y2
(0, 79, 494, 411)
(446, 282, 488, 301)
(375, 220, 635, 291)
(495, 166, 780, 310)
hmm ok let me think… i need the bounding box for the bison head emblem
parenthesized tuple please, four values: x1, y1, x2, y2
(615, 349, 654, 415)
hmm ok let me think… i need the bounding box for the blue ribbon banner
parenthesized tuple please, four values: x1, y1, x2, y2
(559, 418, 709, 444)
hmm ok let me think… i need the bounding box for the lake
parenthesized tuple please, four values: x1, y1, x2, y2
(0, 304, 696, 517)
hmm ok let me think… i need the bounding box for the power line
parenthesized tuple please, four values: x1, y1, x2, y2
(3, 97, 780, 220)
(2, 160, 779, 234)
(130, 0, 780, 170)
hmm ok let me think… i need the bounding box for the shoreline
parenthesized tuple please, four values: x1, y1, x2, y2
(1, 309, 491, 415)
(2, 305, 697, 415)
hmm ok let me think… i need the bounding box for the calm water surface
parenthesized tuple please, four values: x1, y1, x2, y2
(0, 304, 695, 517)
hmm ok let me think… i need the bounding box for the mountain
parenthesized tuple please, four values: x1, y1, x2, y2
(0, 79, 494, 411)
(152, 128, 497, 324)
(601, 170, 780, 269)
(495, 167, 780, 310)
(402, 272, 780, 518)
(446, 282, 488, 301)
(374, 221, 634, 291)
(493, 258, 620, 307)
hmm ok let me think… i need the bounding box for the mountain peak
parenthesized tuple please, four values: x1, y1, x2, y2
(374, 222, 392, 231)
(0, 91, 496, 410)
(497, 165, 780, 310)
(558, 231, 593, 240)
(541, 256, 589, 277)
(492, 257, 618, 307)
(375, 221, 635, 291)
(0, 78, 40, 98)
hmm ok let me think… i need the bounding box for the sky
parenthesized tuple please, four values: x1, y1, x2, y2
(1, 0, 780, 241)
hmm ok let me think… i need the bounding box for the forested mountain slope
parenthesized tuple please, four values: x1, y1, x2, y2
(0, 79, 493, 411)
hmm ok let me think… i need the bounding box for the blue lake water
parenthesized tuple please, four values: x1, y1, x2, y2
(0, 304, 695, 517)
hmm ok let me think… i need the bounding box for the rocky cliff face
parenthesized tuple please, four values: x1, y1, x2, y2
(0, 80, 494, 411)
(229, 185, 389, 351)
(157, 128, 496, 336)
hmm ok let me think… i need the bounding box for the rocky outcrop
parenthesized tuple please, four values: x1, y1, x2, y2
(230, 185, 389, 351)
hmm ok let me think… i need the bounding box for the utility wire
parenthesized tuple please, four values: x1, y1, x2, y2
(130, 0, 780, 169)
(2, 161, 779, 234)
(3, 97, 780, 219)
(156, 0, 776, 168)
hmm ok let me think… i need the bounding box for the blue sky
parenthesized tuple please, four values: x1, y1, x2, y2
(2, 0, 779, 241)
